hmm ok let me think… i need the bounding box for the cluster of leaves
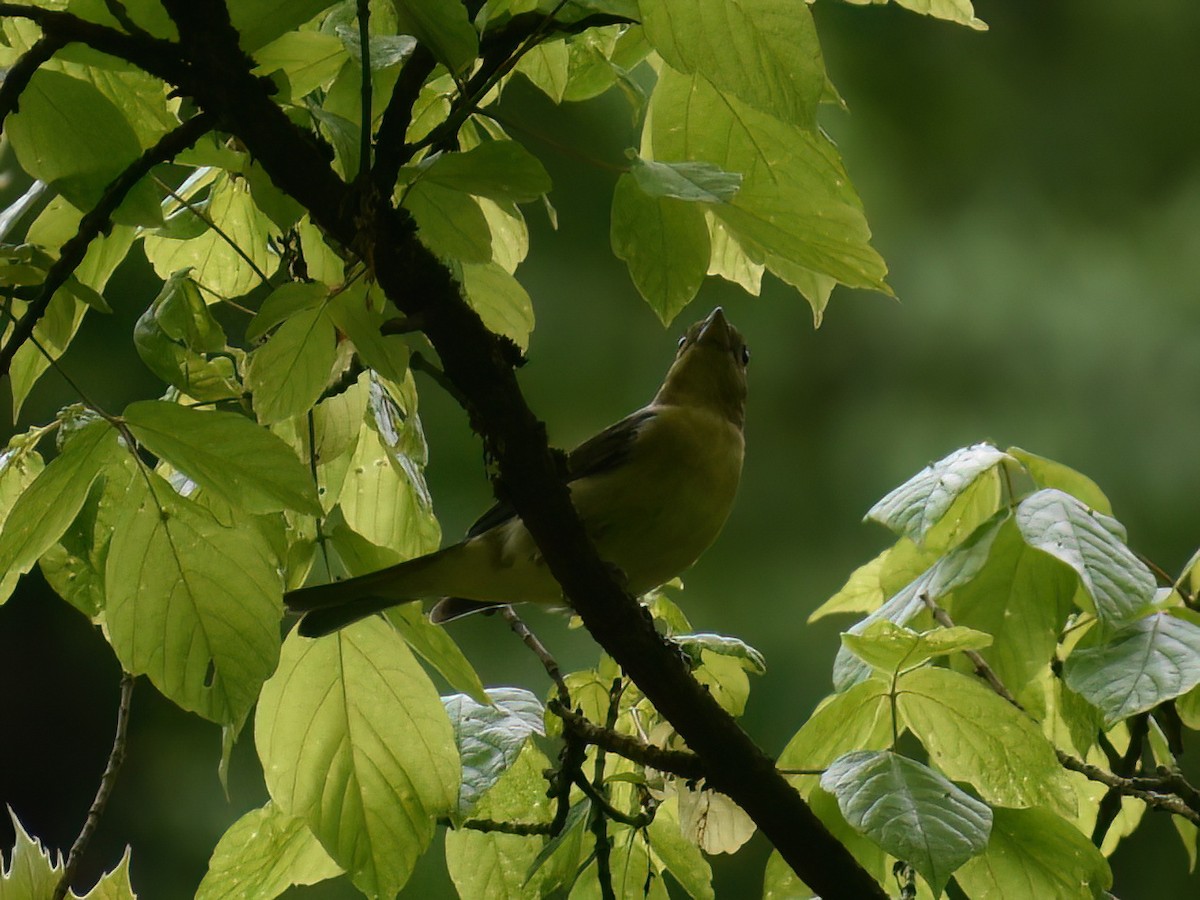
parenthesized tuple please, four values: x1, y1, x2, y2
(768, 444, 1200, 897)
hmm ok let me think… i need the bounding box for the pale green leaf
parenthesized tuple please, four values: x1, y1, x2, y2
(312, 377, 368, 466)
(809, 538, 939, 622)
(444, 687, 545, 816)
(6, 69, 161, 226)
(611, 172, 709, 325)
(641, 0, 825, 127)
(650, 68, 888, 292)
(255, 620, 459, 898)
(8, 290, 88, 420)
(955, 807, 1110, 899)
(410, 141, 552, 203)
(778, 680, 893, 797)
(834, 513, 1006, 690)
(246, 305, 338, 424)
(403, 180, 492, 262)
(646, 795, 713, 900)
(820, 750, 991, 896)
(123, 400, 321, 515)
(143, 173, 277, 299)
(1, 810, 61, 899)
(334, 25, 417, 70)
(1008, 446, 1112, 515)
(897, 666, 1076, 815)
(945, 516, 1076, 689)
(0, 420, 118, 579)
(0, 439, 45, 605)
(479, 197, 529, 274)
(390, 0, 478, 75)
(327, 286, 410, 382)
(196, 802, 341, 900)
(705, 214, 763, 295)
(1016, 488, 1155, 629)
(841, 0, 987, 31)
(445, 744, 555, 899)
(675, 632, 766, 675)
(75, 847, 136, 900)
(693, 649, 751, 716)
(629, 157, 741, 204)
(515, 41, 570, 102)
(866, 443, 1010, 544)
(388, 604, 488, 704)
(105, 472, 282, 724)
(842, 621, 991, 675)
(246, 281, 329, 342)
(675, 784, 756, 855)
(461, 262, 535, 350)
(1063, 612, 1200, 727)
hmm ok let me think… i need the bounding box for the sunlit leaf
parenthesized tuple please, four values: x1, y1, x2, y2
(410, 141, 552, 203)
(842, 620, 991, 674)
(105, 472, 282, 724)
(444, 687, 545, 817)
(460, 262, 535, 350)
(246, 305, 338, 424)
(646, 795, 713, 900)
(388, 604, 488, 703)
(255, 620, 459, 898)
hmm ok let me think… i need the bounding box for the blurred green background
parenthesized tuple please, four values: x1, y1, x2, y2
(3, 0, 1200, 896)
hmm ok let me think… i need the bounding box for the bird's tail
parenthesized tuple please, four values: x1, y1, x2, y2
(285, 548, 456, 637)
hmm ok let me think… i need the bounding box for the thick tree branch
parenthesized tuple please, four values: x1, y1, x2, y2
(0, 113, 213, 377)
(133, 4, 887, 895)
(551, 701, 706, 781)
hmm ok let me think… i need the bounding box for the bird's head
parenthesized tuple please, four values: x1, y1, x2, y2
(655, 307, 749, 428)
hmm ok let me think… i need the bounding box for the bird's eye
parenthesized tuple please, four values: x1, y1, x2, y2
(677, 335, 687, 348)
(740, 345, 751, 365)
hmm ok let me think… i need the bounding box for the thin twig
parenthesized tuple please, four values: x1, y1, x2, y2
(590, 677, 623, 900)
(0, 113, 213, 377)
(572, 771, 654, 828)
(920, 592, 1024, 709)
(355, 0, 372, 181)
(502, 606, 569, 706)
(1091, 714, 1149, 845)
(441, 816, 553, 835)
(1057, 750, 1200, 825)
(101, 0, 150, 38)
(53, 673, 135, 900)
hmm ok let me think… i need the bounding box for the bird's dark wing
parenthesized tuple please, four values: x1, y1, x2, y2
(463, 408, 656, 538)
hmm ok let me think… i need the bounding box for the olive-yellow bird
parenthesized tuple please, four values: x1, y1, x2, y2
(286, 307, 748, 637)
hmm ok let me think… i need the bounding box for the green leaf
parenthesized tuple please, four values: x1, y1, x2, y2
(640, 0, 826, 128)
(705, 214, 763, 296)
(650, 68, 888, 294)
(389, 0, 478, 75)
(75, 847, 136, 900)
(1016, 488, 1155, 629)
(246, 305, 338, 424)
(123, 400, 322, 515)
(461, 262, 535, 350)
(444, 686, 546, 817)
(1008, 446, 1112, 515)
(327, 286, 410, 382)
(1063, 612, 1200, 727)
(196, 802, 342, 900)
(403, 180, 493, 262)
(842, 621, 991, 675)
(675, 783, 757, 855)
(866, 443, 1010, 544)
(0, 420, 119, 580)
(445, 744, 556, 899)
(675, 632, 766, 675)
(253, 31, 349, 99)
(777, 680, 893, 797)
(6, 69, 162, 227)
(516, 40, 570, 102)
(897, 666, 1076, 815)
(335, 25, 418, 70)
(857, 0, 988, 31)
(611, 172, 710, 325)
(809, 538, 939, 622)
(246, 281, 330, 342)
(628, 157, 742, 203)
(143, 173, 277, 299)
(1, 810, 61, 899)
(945, 516, 1077, 689)
(410, 141, 552, 203)
(8, 287, 89, 420)
(105, 472, 282, 724)
(388, 604, 488, 704)
(955, 806, 1110, 899)
(229, 0, 343, 52)
(820, 750, 991, 896)
(255, 620, 459, 898)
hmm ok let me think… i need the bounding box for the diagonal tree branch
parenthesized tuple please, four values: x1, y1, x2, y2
(133, 3, 887, 895)
(0, 113, 213, 377)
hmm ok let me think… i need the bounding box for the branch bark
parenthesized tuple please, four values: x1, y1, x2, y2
(36, 3, 887, 894)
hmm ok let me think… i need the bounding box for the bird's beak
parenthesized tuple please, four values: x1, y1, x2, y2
(698, 307, 729, 341)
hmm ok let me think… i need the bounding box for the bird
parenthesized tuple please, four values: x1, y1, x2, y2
(286, 306, 749, 638)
